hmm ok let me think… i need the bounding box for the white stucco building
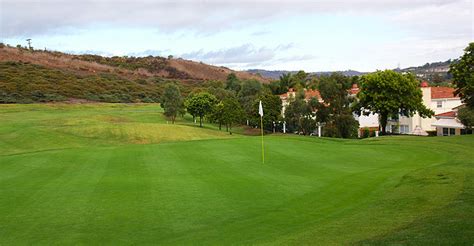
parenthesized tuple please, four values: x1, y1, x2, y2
(386, 82, 462, 135)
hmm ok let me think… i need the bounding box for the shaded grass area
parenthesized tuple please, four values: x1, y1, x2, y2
(0, 104, 473, 244)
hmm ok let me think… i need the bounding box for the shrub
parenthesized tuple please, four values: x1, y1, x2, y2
(361, 128, 370, 138)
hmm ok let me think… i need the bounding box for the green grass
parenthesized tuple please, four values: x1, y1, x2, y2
(1, 104, 473, 244)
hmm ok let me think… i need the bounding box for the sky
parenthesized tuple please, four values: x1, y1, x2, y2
(0, 0, 473, 72)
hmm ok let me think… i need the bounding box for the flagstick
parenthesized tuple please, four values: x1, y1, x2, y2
(260, 115, 264, 164)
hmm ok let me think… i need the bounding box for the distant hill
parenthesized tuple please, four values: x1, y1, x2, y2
(246, 69, 365, 80)
(248, 60, 454, 84)
(396, 60, 454, 84)
(0, 44, 267, 103)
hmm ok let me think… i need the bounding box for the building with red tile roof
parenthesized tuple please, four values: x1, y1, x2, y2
(431, 87, 457, 99)
(435, 111, 457, 118)
(279, 88, 324, 117)
(349, 83, 360, 95)
(386, 81, 462, 135)
(432, 107, 471, 136)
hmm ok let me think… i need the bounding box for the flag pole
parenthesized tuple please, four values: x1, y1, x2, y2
(259, 100, 264, 164)
(260, 115, 264, 164)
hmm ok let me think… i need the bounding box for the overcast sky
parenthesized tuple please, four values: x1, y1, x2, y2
(1, 0, 473, 71)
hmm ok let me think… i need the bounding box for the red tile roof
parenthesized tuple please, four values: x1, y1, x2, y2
(304, 89, 321, 100)
(420, 81, 429, 87)
(435, 111, 456, 118)
(431, 87, 458, 99)
(349, 84, 359, 95)
(279, 89, 321, 100)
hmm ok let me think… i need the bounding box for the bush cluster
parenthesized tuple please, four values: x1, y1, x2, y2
(0, 61, 164, 103)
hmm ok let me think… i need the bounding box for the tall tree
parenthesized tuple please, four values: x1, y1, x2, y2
(210, 101, 225, 130)
(160, 83, 185, 124)
(317, 73, 359, 138)
(186, 92, 218, 127)
(278, 73, 293, 92)
(292, 70, 308, 88)
(225, 73, 241, 93)
(253, 93, 282, 131)
(238, 79, 263, 124)
(285, 91, 316, 135)
(238, 79, 263, 98)
(222, 96, 244, 133)
(354, 70, 434, 134)
(450, 42, 474, 108)
(319, 73, 352, 115)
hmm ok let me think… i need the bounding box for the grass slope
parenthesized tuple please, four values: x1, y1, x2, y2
(0, 104, 473, 244)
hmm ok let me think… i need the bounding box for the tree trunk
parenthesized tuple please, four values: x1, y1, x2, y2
(380, 113, 388, 135)
(199, 115, 203, 127)
(219, 122, 222, 130)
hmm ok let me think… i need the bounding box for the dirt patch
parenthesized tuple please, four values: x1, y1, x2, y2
(243, 126, 262, 136)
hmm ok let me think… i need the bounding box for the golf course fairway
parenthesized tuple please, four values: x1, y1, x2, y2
(1, 104, 473, 244)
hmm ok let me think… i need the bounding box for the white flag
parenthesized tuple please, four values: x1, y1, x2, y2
(258, 100, 264, 117)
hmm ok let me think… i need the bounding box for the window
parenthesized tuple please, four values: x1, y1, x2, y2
(437, 101, 443, 108)
(450, 128, 456, 136)
(399, 125, 409, 134)
(443, 128, 449, 136)
(461, 129, 473, 135)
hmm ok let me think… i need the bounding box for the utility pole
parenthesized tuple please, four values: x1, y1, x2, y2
(26, 39, 32, 50)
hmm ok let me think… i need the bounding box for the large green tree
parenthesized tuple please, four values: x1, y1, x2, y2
(238, 79, 263, 124)
(225, 73, 241, 93)
(186, 92, 218, 127)
(210, 101, 226, 130)
(238, 79, 263, 98)
(354, 70, 434, 134)
(318, 73, 359, 138)
(450, 42, 474, 108)
(292, 70, 308, 88)
(209, 96, 245, 132)
(222, 96, 244, 133)
(160, 83, 185, 123)
(285, 91, 317, 135)
(253, 93, 282, 132)
(278, 73, 293, 93)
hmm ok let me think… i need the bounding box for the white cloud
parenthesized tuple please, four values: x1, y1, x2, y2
(1, 0, 471, 38)
(181, 44, 278, 64)
(0, 0, 471, 71)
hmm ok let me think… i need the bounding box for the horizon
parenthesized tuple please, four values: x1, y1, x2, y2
(1, 0, 473, 72)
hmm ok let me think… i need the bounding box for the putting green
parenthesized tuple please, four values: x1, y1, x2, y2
(0, 104, 473, 244)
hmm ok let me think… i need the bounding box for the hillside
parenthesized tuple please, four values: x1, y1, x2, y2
(0, 45, 266, 103)
(397, 59, 454, 84)
(0, 45, 266, 82)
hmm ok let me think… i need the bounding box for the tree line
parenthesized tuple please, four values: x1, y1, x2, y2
(161, 71, 365, 138)
(160, 74, 283, 134)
